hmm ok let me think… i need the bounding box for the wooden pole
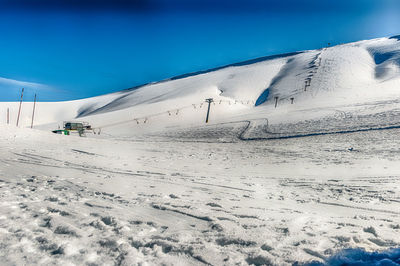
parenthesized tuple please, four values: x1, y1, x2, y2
(31, 93, 37, 129)
(16, 88, 24, 127)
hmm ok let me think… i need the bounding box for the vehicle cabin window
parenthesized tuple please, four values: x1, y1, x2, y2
(64, 122, 84, 130)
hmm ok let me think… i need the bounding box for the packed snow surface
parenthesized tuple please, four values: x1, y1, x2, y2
(1, 36, 400, 265)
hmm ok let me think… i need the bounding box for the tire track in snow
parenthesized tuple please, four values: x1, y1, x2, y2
(238, 120, 400, 141)
(317, 201, 400, 215)
(10, 152, 254, 196)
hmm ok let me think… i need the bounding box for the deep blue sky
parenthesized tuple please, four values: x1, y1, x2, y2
(0, 0, 399, 101)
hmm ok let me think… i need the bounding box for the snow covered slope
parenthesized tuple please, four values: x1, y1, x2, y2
(1, 36, 400, 139)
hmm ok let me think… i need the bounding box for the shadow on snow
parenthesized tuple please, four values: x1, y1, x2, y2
(298, 247, 400, 266)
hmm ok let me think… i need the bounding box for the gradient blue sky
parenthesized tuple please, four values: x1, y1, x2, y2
(0, 0, 399, 101)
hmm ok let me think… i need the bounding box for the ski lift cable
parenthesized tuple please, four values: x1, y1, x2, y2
(95, 98, 254, 129)
(96, 101, 203, 129)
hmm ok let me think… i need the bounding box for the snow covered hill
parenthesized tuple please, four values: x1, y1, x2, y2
(1, 35, 400, 140)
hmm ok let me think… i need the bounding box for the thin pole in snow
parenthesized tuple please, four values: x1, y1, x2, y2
(7, 108, 9, 124)
(274, 97, 279, 108)
(16, 88, 24, 127)
(31, 93, 37, 129)
(205, 98, 214, 123)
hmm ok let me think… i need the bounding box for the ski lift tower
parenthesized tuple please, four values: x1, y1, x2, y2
(205, 98, 214, 123)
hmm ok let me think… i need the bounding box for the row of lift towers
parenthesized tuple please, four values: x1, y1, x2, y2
(7, 88, 216, 137)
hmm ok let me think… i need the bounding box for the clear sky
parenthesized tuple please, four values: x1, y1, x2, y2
(0, 0, 399, 101)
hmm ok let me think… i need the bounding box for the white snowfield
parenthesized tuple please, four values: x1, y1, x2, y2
(1, 36, 400, 265)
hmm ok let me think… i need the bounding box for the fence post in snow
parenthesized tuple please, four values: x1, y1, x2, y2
(274, 97, 279, 108)
(290, 97, 294, 104)
(16, 88, 24, 127)
(7, 108, 9, 124)
(205, 98, 214, 123)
